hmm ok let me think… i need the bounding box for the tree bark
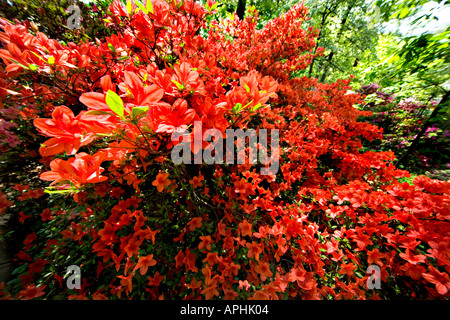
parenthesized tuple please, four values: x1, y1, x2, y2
(236, 0, 246, 20)
(320, 51, 334, 82)
(319, 3, 353, 82)
(308, 5, 337, 77)
(396, 90, 450, 166)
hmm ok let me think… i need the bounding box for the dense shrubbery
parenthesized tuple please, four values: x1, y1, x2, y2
(358, 83, 450, 181)
(0, 0, 449, 300)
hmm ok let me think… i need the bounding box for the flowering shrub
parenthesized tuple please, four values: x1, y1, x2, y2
(358, 84, 450, 180)
(0, 0, 449, 300)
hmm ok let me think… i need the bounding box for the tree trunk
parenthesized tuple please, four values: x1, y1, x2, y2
(309, 5, 336, 77)
(320, 51, 334, 82)
(319, 4, 353, 82)
(236, 0, 246, 20)
(396, 90, 450, 166)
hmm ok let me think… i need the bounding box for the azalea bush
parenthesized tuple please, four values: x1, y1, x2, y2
(0, 0, 449, 300)
(358, 83, 450, 180)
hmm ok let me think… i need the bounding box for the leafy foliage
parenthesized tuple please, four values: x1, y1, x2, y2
(358, 84, 450, 179)
(301, 0, 379, 83)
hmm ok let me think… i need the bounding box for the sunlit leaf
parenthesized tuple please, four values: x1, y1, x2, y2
(105, 90, 125, 119)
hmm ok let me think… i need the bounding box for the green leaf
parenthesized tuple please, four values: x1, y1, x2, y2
(251, 103, 262, 112)
(105, 90, 125, 119)
(11, 264, 28, 276)
(107, 42, 116, 54)
(131, 106, 149, 119)
(126, 0, 133, 14)
(147, 0, 154, 14)
(84, 110, 115, 116)
(386, 54, 399, 64)
(232, 103, 242, 113)
(31, 52, 46, 62)
(44, 187, 77, 194)
(171, 80, 185, 91)
(9, 59, 31, 70)
(135, 0, 148, 14)
(399, 7, 410, 19)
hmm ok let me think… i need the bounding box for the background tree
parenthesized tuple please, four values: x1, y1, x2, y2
(211, 0, 380, 83)
(394, 28, 450, 167)
(355, 0, 450, 170)
(303, 0, 379, 83)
